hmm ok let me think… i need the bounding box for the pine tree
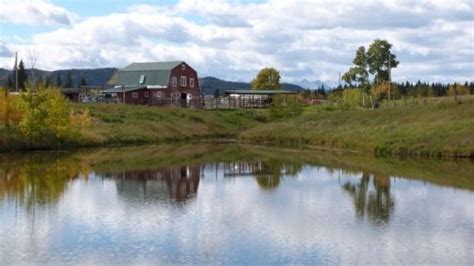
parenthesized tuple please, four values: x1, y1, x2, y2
(79, 76, 87, 87)
(45, 77, 51, 88)
(17, 60, 28, 90)
(6, 76, 13, 90)
(64, 71, 73, 88)
(56, 75, 62, 88)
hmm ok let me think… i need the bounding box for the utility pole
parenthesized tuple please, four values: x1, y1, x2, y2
(14, 52, 18, 92)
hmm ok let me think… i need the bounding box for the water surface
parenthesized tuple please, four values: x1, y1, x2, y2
(1, 144, 473, 264)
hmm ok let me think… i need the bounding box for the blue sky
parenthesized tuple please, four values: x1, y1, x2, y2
(0, 0, 473, 85)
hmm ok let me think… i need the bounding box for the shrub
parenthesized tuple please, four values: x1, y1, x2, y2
(269, 95, 303, 119)
(0, 85, 91, 149)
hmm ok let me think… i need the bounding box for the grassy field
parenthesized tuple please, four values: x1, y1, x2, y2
(240, 95, 474, 157)
(72, 103, 266, 146)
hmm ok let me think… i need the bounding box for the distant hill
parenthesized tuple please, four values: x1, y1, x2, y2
(0, 68, 304, 94)
(0, 68, 117, 87)
(199, 76, 305, 95)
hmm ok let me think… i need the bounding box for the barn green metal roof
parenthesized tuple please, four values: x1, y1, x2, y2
(121, 61, 184, 71)
(116, 61, 185, 87)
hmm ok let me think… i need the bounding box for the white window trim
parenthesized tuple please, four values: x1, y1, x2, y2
(144, 91, 149, 98)
(156, 91, 162, 97)
(172, 76, 177, 87)
(132, 92, 139, 99)
(190, 78, 195, 88)
(181, 64, 186, 70)
(180, 76, 187, 87)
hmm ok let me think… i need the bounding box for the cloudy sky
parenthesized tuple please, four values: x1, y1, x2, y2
(0, 0, 473, 84)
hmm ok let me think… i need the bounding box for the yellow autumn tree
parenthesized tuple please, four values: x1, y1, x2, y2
(0, 88, 21, 127)
(448, 83, 470, 97)
(14, 84, 91, 146)
(251, 67, 281, 90)
(372, 81, 399, 100)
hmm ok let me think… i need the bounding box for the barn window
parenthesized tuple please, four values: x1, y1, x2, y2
(139, 74, 146, 84)
(180, 76, 187, 87)
(172, 76, 177, 87)
(132, 92, 138, 98)
(190, 78, 195, 88)
(144, 91, 149, 98)
(181, 64, 185, 70)
(156, 91, 162, 97)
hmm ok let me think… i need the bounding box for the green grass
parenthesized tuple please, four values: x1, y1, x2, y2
(73, 103, 266, 146)
(240, 96, 474, 157)
(2, 96, 473, 158)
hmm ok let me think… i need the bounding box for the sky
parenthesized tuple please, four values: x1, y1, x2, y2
(0, 0, 473, 85)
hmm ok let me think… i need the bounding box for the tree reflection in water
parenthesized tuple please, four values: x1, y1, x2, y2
(224, 160, 303, 190)
(101, 166, 201, 203)
(0, 154, 89, 211)
(342, 173, 395, 224)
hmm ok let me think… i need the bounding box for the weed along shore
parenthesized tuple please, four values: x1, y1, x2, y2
(1, 91, 473, 158)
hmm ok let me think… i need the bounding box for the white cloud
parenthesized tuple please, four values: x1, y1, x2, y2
(0, 0, 75, 25)
(0, 0, 473, 84)
(0, 41, 13, 57)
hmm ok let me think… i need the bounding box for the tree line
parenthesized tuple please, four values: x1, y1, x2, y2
(5, 60, 87, 91)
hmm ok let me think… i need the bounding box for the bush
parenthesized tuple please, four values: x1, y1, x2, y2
(269, 95, 303, 119)
(0, 85, 91, 149)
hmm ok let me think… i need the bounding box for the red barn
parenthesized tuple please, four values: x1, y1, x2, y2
(107, 61, 201, 107)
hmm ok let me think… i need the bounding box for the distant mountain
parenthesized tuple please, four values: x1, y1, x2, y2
(0, 68, 117, 87)
(199, 76, 305, 95)
(294, 79, 331, 90)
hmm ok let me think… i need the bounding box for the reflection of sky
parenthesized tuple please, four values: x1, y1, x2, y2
(1, 164, 474, 264)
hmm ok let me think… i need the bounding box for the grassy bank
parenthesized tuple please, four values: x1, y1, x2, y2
(240, 96, 474, 157)
(2, 96, 473, 158)
(72, 104, 265, 146)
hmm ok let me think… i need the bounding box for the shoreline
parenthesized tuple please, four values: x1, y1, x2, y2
(1, 96, 473, 158)
(2, 138, 473, 160)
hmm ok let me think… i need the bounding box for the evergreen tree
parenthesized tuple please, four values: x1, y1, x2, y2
(64, 71, 73, 88)
(214, 89, 220, 98)
(45, 77, 52, 88)
(17, 60, 28, 90)
(6, 76, 13, 90)
(319, 86, 327, 97)
(56, 75, 62, 88)
(79, 76, 87, 87)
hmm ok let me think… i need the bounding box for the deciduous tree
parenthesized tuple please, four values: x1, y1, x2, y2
(251, 67, 281, 90)
(367, 39, 399, 84)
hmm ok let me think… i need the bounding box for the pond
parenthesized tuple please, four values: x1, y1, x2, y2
(1, 144, 473, 264)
